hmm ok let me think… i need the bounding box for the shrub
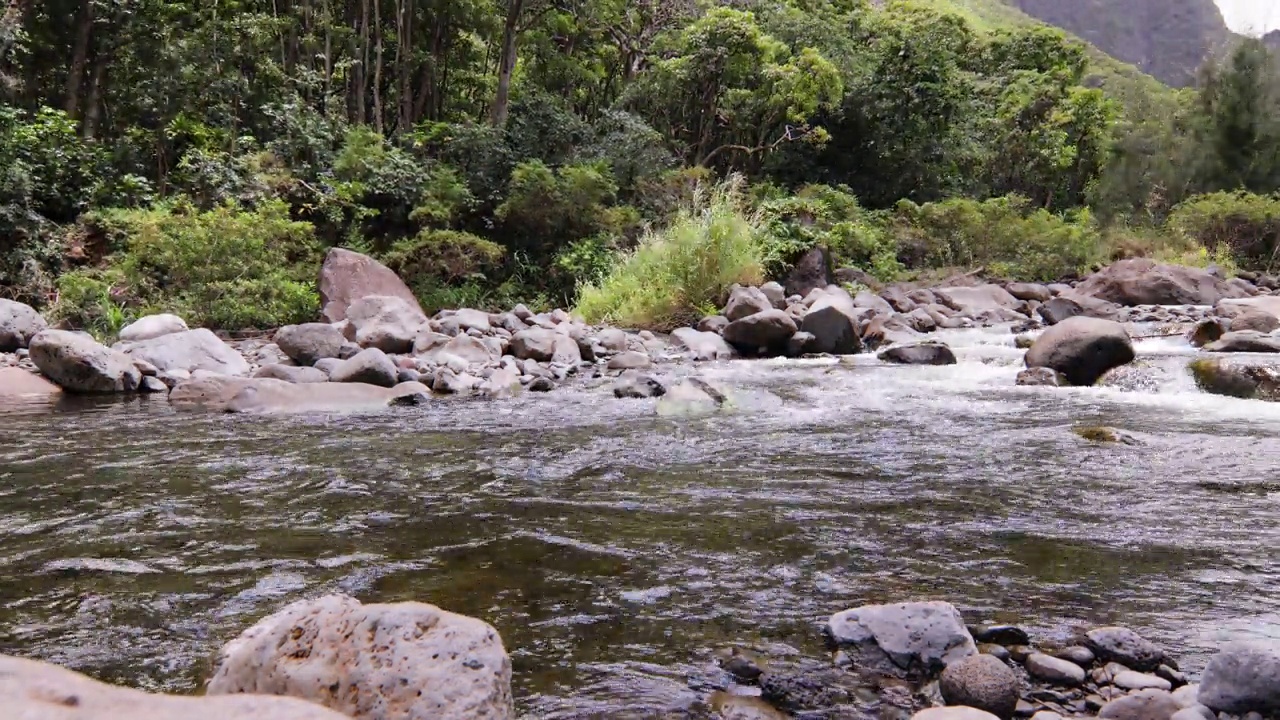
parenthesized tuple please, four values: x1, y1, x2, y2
(575, 178, 767, 330)
(891, 195, 1102, 281)
(56, 200, 321, 330)
(50, 268, 132, 340)
(1166, 192, 1280, 272)
(757, 184, 901, 280)
(382, 229, 506, 312)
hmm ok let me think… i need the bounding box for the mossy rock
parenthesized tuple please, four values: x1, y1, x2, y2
(1189, 358, 1280, 401)
(1072, 425, 1138, 445)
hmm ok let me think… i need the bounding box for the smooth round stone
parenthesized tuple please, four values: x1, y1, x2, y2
(1099, 689, 1181, 720)
(1055, 646, 1096, 667)
(1025, 653, 1086, 686)
(912, 707, 1002, 720)
(980, 644, 1012, 662)
(940, 654, 1020, 720)
(1115, 670, 1173, 691)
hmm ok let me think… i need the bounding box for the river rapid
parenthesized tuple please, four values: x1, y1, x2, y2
(2, 326, 1278, 718)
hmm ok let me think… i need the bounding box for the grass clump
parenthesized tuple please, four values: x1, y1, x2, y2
(575, 178, 767, 330)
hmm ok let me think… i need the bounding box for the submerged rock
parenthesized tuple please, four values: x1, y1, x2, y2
(878, 341, 957, 366)
(613, 372, 667, 399)
(1189, 359, 1280, 400)
(1072, 426, 1138, 444)
(940, 654, 1020, 719)
(1016, 367, 1068, 387)
(170, 376, 428, 413)
(0, 367, 62, 398)
(1197, 641, 1280, 713)
(656, 378, 727, 416)
(827, 601, 977, 676)
(1188, 319, 1225, 348)
(207, 594, 513, 720)
(0, 299, 47, 352)
(0, 653, 347, 720)
(1024, 316, 1135, 386)
(30, 330, 141, 393)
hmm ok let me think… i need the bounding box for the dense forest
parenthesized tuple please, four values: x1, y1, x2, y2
(2, 0, 1280, 332)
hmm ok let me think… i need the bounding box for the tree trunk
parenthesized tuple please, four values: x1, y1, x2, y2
(82, 50, 109, 139)
(489, 0, 523, 127)
(373, 0, 384, 134)
(64, 0, 94, 118)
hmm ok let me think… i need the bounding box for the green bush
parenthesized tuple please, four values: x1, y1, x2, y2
(757, 184, 901, 280)
(576, 178, 767, 330)
(53, 200, 320, 330)
(1166, 192, 1280, 272)
(50, 268, 132, 340)
(382, 229, 506, 312)
(891, 195, 1102, 280)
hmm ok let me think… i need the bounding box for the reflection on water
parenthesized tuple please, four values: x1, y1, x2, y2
(1, 328, 1279, 715)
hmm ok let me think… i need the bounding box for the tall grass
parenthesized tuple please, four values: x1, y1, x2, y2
(575, 178, 767, 330)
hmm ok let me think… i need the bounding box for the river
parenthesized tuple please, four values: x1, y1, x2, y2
(2, 326, 1278, 718)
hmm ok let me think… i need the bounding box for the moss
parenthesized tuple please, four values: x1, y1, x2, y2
(1189, 358, 1256, 399)
(1072, 425, 1138, 444)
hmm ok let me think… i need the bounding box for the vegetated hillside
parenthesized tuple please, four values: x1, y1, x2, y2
(1008, 0, 1232, 87)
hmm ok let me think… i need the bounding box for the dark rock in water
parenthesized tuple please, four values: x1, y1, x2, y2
(1197, 641, 1280, 713)
(758, 667, 856, 713)
(1008, 645, 1034, 663)
(1097, 689, 1181, 720)
(786, 331, 817, 358)
(1188, 319, 1225, 348)
(878, 342, 957, 366)
(1016, 367, 1067, 387)
(1024, 317, 1135, 386)
(1205, 331, 1280, 354)
(722, 655, 764, 683)
(1072, 426, 1138, 445)
(785, 247, 835, 300)
(1085, 627, 1164, 672)
(1037, 297, 1084, 326)
(970, 626, 1031, 647)
(527, 376, 555, 392)
(1014, 334, 1035, 350)
(801, 294, 864, 356)
(941, 654, 1020, 719)
(1189, 359, 1280, 400)
(724, 310, 798, 356)
(1056, 646, 1096, 667)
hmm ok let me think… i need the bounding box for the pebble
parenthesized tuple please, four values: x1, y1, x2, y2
(1114, 670, 1173, 691)
(1055, 646, 1095, 667)
(1025, 653, 1086, 686)
(979, 644, 1011, 662)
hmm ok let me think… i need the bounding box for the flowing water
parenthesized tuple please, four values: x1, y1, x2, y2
(2, 327, 1280, 718)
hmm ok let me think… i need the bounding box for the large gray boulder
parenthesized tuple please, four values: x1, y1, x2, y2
(207, 594, 513, 720)
(1230, 310, 1280, 334)
(253, 364, 330, 384)
(1217, 296, 1280, 322)
(933, 285, 1021, 319)
(118, 313, 188, 343)
(800, 295, 863, 355)
(827, 601, 977, 676)
(275, 324, 347, 365)
(1197, 641, 1280, 713)
(328, 347, 399, 387)
(724, 310, 798, 355)
(0, 299, 48, 351)
(346, 295, 427, 354)
(723, 286, 774, 322)
(426, 334, 495, 365)
(170, 376, 429, 413)
(1076, 259, 1245, 306)
(672, 327, 736, 361)
(1006, 283, 1052, 303)
(119, 329, 250, 377)
(29, 330, 141, 393)
(940, 654, 1020, 719)
(318, 247, 423, 323)
(0, 654, 347, 720)
(1024, 317, 1135, 386)
(510, 328, 581, 364)
(784, 247, 835, 299)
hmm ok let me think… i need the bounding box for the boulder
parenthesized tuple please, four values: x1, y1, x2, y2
(275, 324, 347, 366)
(861, 314, 921, 351)
(0, 654, 347, 720)
(328, 348, 399, 387)
(117, 313, 188, 343)
(880, 285, 917, 312)
(1197, 641, 1280, 713)
(723, 310, 798, 355)
(452, 308, 492, 333)
(940, 654, 1020, 719)
(428, 334, 494, 365)
(672, 327, 736, 361)
(1006, 283, 1052, 303)
(253, 364, 330, 384)
(1024, 317, 1134, 386)
(1230, 310, 1280, 334)
(1075, 259, 1242, 306)
(784, 247, 835, 299)
(432, 368, 479, 395)
(0, 299, 47, 351)
(613, 372, 667, 399)
(933, 285, 1021, 317)
(318, 247, 423, 323)
(0, 367, 62, 398)
(854, 291, 894, 315)
(1188, 319, 1225, 348)
(723, 286, 774, 322)
(596, 328, 628, 353)
(29, 330, 141, 393)
(1115, 671, 1173, 691)
(607, 350, 652, 370)
(207, 594, 512, 720)
(787, 331, 817, 357)
(119, 329, 251, 377)
(655, 378, 727, 417)
(477, 367, 522, 398)
(697, 315, 730, 334)
(800, 295, 863, 355)
(1205, 331, 1280, 353)
(827, 601, 977, 676)
(1037, 296, 1084, 326)
(170, 376, 429, 413)
(346, 295, 428, 354)
(1086, 627, 1165, 671)
(760, 281, 787, 309)
(1217, 296, 1280, 321)
(1024, 653, 1086, 686)
(878, 342, 957, 366)
(1189, 359, 1280, 400)
(903, 308, 938, 333)
(510, 328, 581, 364)
(1098, 689, 1182, 720)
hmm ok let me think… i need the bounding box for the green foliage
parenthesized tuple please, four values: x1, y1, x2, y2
(1166, 191, 1280, 271)
(576, 179, 767, 330)
(892, 195, 1102, 280)
(382, 229, 506, 311)
(757, 184, 901, 280)
(50, 268, 132, 341)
